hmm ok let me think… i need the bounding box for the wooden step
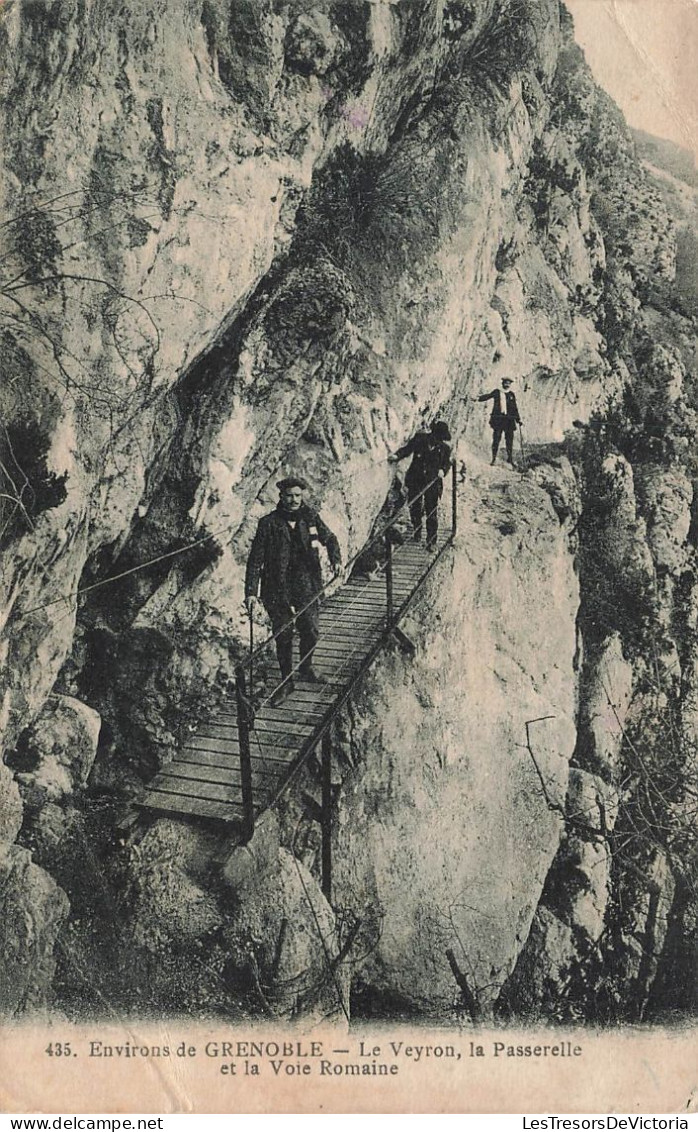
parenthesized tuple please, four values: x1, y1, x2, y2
(253, 720, 315, 739)
(138, 789, 244, 823)
(261, 703, 331, 724)
(196, 721, 301, 748)
(163, 761, 279, 789)
(172, 746, 295, 771)
(182, 734, 239, 756)
(152, 774, 257, 806)
(312, 641, 365, 658)
(217, 710, 312, 738)
(286, 688, 337, 706)
(316, 619, 383, 637)
(332, 588, 386, 606)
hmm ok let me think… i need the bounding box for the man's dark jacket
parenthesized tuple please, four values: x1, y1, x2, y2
(478, 388, 522, 429)
(395, 431, 452, 488)
(245, 503, 341, 607)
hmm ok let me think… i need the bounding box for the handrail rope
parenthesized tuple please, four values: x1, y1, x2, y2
(246, 477, 442, 672)
(281, 498, 448, 696)
(250, 720, 278, 773)
(255, 493, 449, 705)
(337, 452, 387, 482)
(245, 465, 452, 671)
(256, 493, 446, 702)
(18, 459, 446, 626)
(17, 458, 393, 620)
(241, 500, 451, 843)
(320, 497, 451, 688)
(255, 563, 395, 708)
(332, 495, 452, 679)
(19, 516, 243, 618)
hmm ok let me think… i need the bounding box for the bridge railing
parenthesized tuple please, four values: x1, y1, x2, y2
(235, 459, 459, 843)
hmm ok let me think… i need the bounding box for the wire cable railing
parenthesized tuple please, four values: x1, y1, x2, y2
(243, 463, 455, 679)
(235, 461, 458, 842)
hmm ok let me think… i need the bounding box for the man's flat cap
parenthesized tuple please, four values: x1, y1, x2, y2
(431, 420, 451, 441)
(277, 476, 308, 492)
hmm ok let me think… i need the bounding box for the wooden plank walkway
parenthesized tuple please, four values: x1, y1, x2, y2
(137, 531, 450, 830)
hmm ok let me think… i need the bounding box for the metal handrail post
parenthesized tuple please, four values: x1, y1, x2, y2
(385, 535, 394, 628)
(235, 664, 255, 842)
(321, 730, 333, 903)
(451, 459, 457, 537)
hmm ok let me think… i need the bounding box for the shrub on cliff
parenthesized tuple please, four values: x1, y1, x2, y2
(463, 0, 537, 87)
(1, 416, 67, 543)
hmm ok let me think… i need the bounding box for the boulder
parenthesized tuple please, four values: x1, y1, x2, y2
(129, 866, 223, 953)
(221, 812, 281, 893)
(285, 12, 338, 76)
(0, 847, 69, 1017)
(224, 847, 347, 1020)
(498, 907, 576, 1018)
(11, 696, 101, 810)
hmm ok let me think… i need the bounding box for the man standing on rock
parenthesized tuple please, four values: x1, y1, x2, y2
(388, 420, 452, 551)
(245, 477, 342, 705)
(474, 369, 522, 466)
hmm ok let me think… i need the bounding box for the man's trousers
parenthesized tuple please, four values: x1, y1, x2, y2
(264, 573, 320, 682)
(407, 477, 442, 549)
(491, 422, 517, 462)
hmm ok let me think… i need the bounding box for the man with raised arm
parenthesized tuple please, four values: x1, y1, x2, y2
(245, 477, 342, 705)
(473, 362, 522, 466)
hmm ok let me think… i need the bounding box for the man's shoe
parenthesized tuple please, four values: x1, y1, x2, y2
(270, 678, 295, 706)
(299, 668, 327, 685)
(427, 541, 437, 553)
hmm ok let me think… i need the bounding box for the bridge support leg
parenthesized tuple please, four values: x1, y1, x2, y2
(391, 625, 416, 657)
(321, 730, 333, 904)
(235, 665, 255, 843)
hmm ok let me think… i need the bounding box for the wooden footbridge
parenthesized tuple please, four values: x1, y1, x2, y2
(137, 467, 458, 897)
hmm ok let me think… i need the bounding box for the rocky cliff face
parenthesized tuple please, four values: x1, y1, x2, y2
(1, 0, 696, 1021)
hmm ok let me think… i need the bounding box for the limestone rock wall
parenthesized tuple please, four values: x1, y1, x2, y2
(1, 0, 696, 1020)
(331, 466, 579, 1016)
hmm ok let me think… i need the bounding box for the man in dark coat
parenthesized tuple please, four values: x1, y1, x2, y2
(474, 376, 522, 465)
(245, 477, 341, 703)
(388, 420, 452, 551)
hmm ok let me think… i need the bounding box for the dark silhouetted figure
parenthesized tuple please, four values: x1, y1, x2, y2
(389, 420, 452, 551)
(246, 477, 341, 704)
